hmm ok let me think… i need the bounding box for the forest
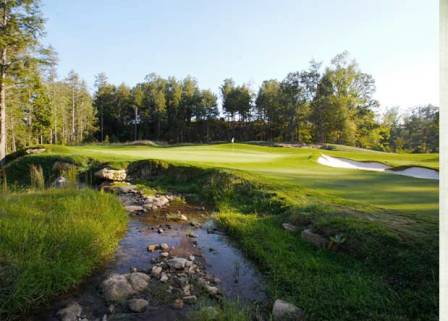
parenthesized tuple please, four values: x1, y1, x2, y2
(0, 1, 439, 164)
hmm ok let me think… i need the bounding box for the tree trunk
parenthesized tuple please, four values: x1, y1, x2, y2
(134, 106, 137, 141)
(100, 108, 104, 142)
(71, 85, 75, 143)
(0, 48, 6, 164)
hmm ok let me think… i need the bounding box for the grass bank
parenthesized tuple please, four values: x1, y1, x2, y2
(0, 188, 127, 320)
(128, 159, 438, 321)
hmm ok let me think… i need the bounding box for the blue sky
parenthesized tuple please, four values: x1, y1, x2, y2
(42, 0, 438, 111)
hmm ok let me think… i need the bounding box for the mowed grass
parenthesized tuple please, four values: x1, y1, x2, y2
(44, 143, 438, 218)
(12, 143, 438, 320)
(0, 188, 128, 320)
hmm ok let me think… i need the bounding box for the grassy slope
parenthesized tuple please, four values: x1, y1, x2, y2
(8, 143, 438, 321)
(0, 189, 127, 320)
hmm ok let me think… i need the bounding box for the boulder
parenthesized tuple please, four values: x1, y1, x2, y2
(282, 223, 298, 232)
(115, 185, 137, 194)
(52, 176, 68, 188)
(272, 299, 305, 321)
(151, 266, 162, 278)
(147, 244, 158, 252)
(95, 168, 127, 181)
(101, 274, 135, 302)
(124, 205, 144, 213)
(206, 285, 219, 296)
(56, 302, 82, 321)
(183, 295, 197, 304)
(167, 257, 188, 270)
(127, 272, 150, 292)
(160, 272, 169, 283)
(26, 147, 46, 154)
(301, 229, 328, 248)
(128, 298, 148, 313)
(160, 243, 170, 251)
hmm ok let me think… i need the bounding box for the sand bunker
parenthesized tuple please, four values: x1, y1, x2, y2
(317, 154, 438, 180)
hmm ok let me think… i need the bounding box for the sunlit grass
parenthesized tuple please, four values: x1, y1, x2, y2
(0, 188, 128, 320)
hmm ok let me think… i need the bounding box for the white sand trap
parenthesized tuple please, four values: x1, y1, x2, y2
(317, 154, 438, 180)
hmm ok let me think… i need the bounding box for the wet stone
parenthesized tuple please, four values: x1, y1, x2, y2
(128, 298, 148, 313)
(56, 302, 82, 321)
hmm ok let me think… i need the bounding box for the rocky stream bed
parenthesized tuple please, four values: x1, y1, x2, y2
(32, 181, 270, 321)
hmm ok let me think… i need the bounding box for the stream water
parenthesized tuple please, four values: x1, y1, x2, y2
(34, 198, 266, 321)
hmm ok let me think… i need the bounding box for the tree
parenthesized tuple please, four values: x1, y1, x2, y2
(197, 89, 218, 141)
(94, 72, 108, 142)
(311, 52, 377, 145)
(0, 0, 45, 163)
(255, 79, 282, 140)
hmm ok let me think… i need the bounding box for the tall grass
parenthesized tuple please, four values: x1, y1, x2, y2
(0, 189, 128, 320)
(29, 165, 45, 190)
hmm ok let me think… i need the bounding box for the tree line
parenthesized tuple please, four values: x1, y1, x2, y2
(0, 1, 438, 164)
(92, 52, 438, 153)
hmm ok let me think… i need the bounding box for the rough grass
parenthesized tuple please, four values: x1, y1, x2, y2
(0, 188, 128, 320)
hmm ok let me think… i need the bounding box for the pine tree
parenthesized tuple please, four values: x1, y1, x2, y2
(0, 0, 45, 163)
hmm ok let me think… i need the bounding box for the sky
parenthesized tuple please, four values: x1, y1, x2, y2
(42, 0, 438, 111)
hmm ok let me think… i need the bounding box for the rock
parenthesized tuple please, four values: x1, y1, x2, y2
(127, 272, 150, 291)
(301, 229, 328, 248)
(95, 168, 127, 181)
(147, 244, 158, 252)
(160, 252, 169, 258)
(128, 298, 148, 313)
(183, 284, 191, 296)
(186, 232, 197, 238)
(167, 257, 188, 270)
(52, 176, 68, 188)
(108, 304, 115, 313)
(101, 274, 135, 302)
(26, 147, 46, 154)
(115, 185, 137, 194)
(56, 302, 82, 321)
(151, 266, 162, 278)
(272, 299, 305, 321)
(125, 205, 144, 213)
(160, 272, 169, 283)
(183, 295, 197, 304)
(180, 214, 188, 221)
(282, 223, 298, 232)
(160, 243, 170, 251)
(157, 228, 164, 234)
(206, 285, 219, 296)
(173, 299, 184, 309)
